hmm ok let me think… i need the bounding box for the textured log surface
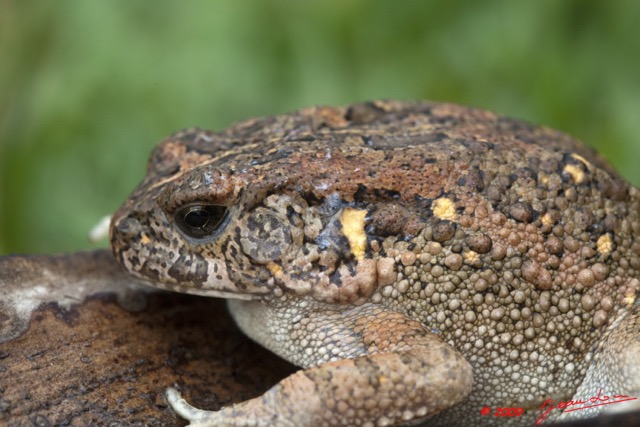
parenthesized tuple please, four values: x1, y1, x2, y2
(0, 250, 296, 426)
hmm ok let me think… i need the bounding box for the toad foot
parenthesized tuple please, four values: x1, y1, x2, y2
(167, 327, 472, 426)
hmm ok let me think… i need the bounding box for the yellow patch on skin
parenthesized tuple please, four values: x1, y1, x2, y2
(563, 164, 586, 184)
(464, 251, 479, 264)
(623, 293, 636, 307)
(340, 208, 367, 261)
(141, 234, 151, 245)
(267, 262, 284, 278)
(563, 153, 592, 185)
(597, 234, 613, 255)
(541, 213, 555, 227)
(433, 197, 458, 221)
(622, 280, 638, 307)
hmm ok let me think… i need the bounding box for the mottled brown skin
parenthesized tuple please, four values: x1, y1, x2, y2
(110, 101, 640, 426)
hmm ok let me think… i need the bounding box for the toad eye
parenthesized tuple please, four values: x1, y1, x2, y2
(175, 205, 229, 239)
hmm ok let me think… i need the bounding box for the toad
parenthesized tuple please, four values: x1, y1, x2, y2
(110, 101, 640, 426)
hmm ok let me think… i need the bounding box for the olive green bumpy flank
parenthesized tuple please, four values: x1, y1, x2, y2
(111, 101, 639, 426)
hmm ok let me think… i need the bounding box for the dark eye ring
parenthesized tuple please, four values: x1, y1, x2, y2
(175, 205, 229, 239)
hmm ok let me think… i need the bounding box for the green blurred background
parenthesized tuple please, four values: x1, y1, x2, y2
(1, 0, 639, 255)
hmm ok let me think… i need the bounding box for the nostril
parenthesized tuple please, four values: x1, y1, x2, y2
(114, 217, 142, 237)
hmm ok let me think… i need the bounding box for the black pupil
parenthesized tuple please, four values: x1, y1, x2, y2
(175, 205, 228, 239)
(184, 209, 210, 228)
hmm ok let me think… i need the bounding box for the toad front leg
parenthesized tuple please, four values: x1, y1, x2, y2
(167, 303, 473, 427)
